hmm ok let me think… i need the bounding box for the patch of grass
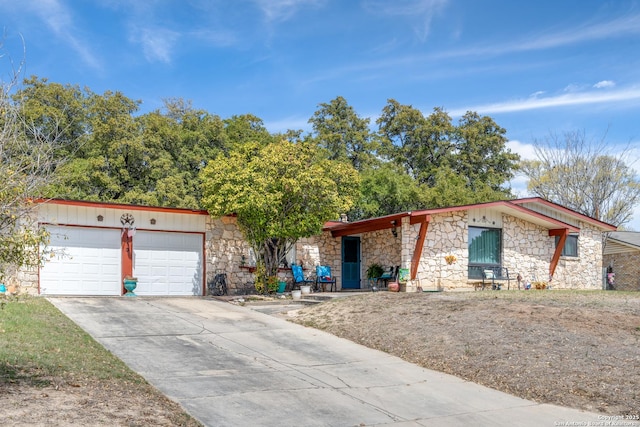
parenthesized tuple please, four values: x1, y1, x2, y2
(463, 343, 476, 357)
(0, 296, 142, 385)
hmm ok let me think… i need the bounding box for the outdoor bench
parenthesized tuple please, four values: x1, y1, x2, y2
(481, 267, 512, 290)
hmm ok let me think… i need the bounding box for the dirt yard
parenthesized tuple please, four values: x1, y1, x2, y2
(0, 374, 202, 426)
(288, 290, 640, 418)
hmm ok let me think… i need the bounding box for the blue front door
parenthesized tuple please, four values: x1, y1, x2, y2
(341, 236, 361, 289)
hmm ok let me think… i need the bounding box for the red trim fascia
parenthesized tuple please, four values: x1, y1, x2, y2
(507, 203, 581, 232)
(411, 200, 581, 232)
(409, 213, 431, 225)
(323, 220, 344, 227)
(325, 213, 410, 237)
(411, 216, 430, 280)
(510, 197, 617, 231)
(410, 200, 511, 217)
(549, 228, 569, 279)
(324, 197, 595, 237)
(40, 222, 122, 231)
(34, 198, 209, 216)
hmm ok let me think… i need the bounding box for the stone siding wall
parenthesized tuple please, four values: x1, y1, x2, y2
(205, 216, 255, 294)
(413, 211, 468, 290)
(297, 231, 342, 287)
(10, 265, 38, 295)
(205, 216, 343, 293)
(551, 222, 604, 289)
(404, 212, 606, 291)
(502, 216, 554, 286)
(361, 228, 402, 286)
(503, 216, 604, 289)
(603, 252, 640, 291)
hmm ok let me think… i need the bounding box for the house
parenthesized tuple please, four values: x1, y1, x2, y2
(603, 232, 640, 291)
(16, 197, 616, 296)
(317, 197, 617, 291)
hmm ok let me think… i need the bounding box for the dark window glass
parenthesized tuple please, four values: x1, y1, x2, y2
(469, 227, 501, 265)
(555, 234, 578, 257)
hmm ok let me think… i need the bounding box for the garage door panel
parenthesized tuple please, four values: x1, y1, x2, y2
(40, 226, 121, 296)
(133, 231, 203, 296)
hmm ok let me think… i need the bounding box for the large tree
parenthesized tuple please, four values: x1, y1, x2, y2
(308, 96, 378, 171)
(375, 99, 518, 211)
(520, 130, 640, 227)
(453, 111, 519, 195)
(15, 81, 232, 208)
(377, 100, 454, 185)
(13, 76, 90, 159)
(351, 163, 429, 220)
(200, 141, 359, 290)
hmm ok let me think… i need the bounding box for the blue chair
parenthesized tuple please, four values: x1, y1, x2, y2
(315, 265, 337, 292)
(292, 264, 314, 290)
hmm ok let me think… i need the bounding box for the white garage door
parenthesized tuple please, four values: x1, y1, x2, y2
(40, 226, 122, 295)
(133, 231, 203, 296)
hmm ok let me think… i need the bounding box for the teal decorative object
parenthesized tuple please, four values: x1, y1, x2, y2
(123, 277, 138, 296)
(277, 281, 286, 293)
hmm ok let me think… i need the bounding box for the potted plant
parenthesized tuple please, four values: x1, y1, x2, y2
(366, 263, 384, 280)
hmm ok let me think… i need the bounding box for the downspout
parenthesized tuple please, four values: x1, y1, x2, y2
(410, 215, 430, 280)
(548, 228, 569, 280)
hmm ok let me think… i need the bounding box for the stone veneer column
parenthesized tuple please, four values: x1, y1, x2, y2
(297, 231, 341, 287)
(405, 212, 468, 291)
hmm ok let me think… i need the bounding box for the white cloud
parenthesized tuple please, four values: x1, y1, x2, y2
(563, 83, 586, 92)
(506, 139, 536, 197)
(433, 13, 640, 60)
(507, 139, 537, 161)
(508, 174, 530, 198)
(16, 0, 101, 69)
(363, 0, 449, 41)
(131, 27, 180, 64)
(449, 86, 640, 116)
(594, 80, 615, 89)
(253, 0, 326, 23)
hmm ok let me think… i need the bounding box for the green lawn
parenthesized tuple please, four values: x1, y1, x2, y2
(0, 296, 139, 385)
(0, 296, 202, 426)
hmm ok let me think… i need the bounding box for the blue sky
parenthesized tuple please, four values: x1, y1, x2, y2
(1, 0, 639, 229)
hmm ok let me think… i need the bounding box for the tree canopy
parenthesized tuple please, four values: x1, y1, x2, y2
(12, 78, 521, 222)
(200, 141, 359, 284)
(308, 96, 378, 171)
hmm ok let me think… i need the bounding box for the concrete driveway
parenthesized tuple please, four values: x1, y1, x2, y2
(49, 297, 602, 427)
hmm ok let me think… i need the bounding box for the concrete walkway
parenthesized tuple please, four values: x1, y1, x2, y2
(49, 297, 604, 427)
